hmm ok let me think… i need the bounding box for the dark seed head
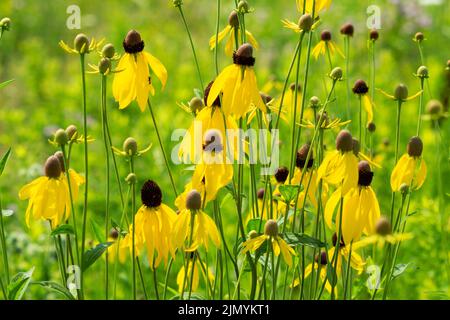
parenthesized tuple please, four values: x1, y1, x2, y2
(369, 29, 379, 41)
(352, 79, 369, 95)
(289, 82, 302, 92)
(109, 228, 119, 240)
(98, 57, 111, 74)
(296, 144, 314, 169)
(340, 23, 354, 36)
(233, 43, 255, 66)
(315, 251, 328, 265)
(358, 161, 373, 186)
(264, 220, 278, 237)
(274, 166, 289, 183)
(321, 30, 331, 41)
(141, 180, 162, 208)
(54, 151, 66, 173)
(375, 217, 392, 236)
(204, 80, 221, 107)
(228, 11, 239, 28)
(407, 136, 423, 157)
(186, 189, 202, 210)
(367, 122, 376, 133)
(336, 130, 353, 152)
(44, 155, 62, 179)
(260, 92, 273, 104)
(257, 188, 265, 200)
(332, 233, 345, 247)
(123, 30, 144, 54)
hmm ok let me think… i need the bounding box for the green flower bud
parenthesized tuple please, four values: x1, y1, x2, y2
(329, 67, 343, 81)
(309, 96, 320, 108)
(189, 97, 204, 114)
(416, 66, 429, 79)
(74, 33, 90, 54)
(101, 43, 115, 58)
(126, 173, 137, 185)
(237, 1, 250, 13)
(123, 137, 138, 156)
(65, 125, 78, 141)
(0, 17, 11, 31)
(55, 128, 68, 146)
(426, 99, 443, 115)
(394, 84, 408, 101)
(99, 58, 111, 74)
(298, 14, 313, 32)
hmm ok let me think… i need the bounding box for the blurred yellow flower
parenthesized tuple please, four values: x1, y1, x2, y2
(297, 0, 332, 14)
(176, 253, 215, 293)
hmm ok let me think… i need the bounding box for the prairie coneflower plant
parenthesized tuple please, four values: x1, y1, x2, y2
(113, 29, 177, 196)
(207, 43, 266, 119)
(312, 30, 344, 64)
(209, 10, 258, 57)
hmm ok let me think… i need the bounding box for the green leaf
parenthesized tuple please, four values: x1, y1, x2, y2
(326, 264, 338, 287)
(278, 185, 302, 203)
(282, 232, 325, 248)
(7, 267, 35, 300)
(246, 218, 265, 233)
(32, 281, 75, 300)
(392, 263, 410, 279)
(2, 209, 14, 217)
(82, 242, 112, 272)
(110, 218, 120, 231)
(0, 147, 12, 177)
(220, 192, 233, 209)
(50, 224, 74, 237)
(0, 79, 14, 89)
(90, 218, 105, 243)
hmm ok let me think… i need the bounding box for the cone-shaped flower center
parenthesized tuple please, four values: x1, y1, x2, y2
(407, 136, 423, 157)
(123, 30, 145, 54)
(264, 219, 278, 237)
(45, 155, 62, 179)
(141, 180, 162, 208)
(274, 166, 289, 183)
(186, 189, 202, 210)
(296, 144, 314, 169)
(358, 161, 374, 186)
(233, 43, 255, 66)
(352, 79, 369, 95)
(336, 130, 354, 152)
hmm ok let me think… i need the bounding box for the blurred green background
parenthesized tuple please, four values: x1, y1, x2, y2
(0, 0, 449, 299)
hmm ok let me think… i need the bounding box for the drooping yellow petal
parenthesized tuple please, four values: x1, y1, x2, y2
(144, 51, 168, 89)
(362, 94, 374, 124)
(209, 25, 232, 50)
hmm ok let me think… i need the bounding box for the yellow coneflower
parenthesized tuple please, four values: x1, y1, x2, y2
(312, 30, 344, 60)
(120, 180, 177, 268)
(352, 79, 374, 125)
(391, 136, 427, 192)
(354, 217, 412, 250)
(112, 30, 167, 112)
(209, 11, 258, 57)
(242, 220, 296, 267)
(282, 14, 315, 34)
(19, 155, 77, 228)
(207, 43, 266, 119)
(317, 130, 359, 195)
(296, 0, 332, 14)
(298, 109, 351, 130)
(59, 33, 102, 55)
(176, 252, 214, 293)
(172, 190, 221, 252)
(191, 129, 234, 203)
(292, 235, 365, 294)
(325, 161, 381, 243)
(179, 81, 239, 164)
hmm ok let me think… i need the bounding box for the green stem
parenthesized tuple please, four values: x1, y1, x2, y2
(177, 5, 204, 90)
(79, 54, 88, 300)
(0, 192, 10, 285)
(416, 78, 424, 136)
(389, 101, 402, 223)
(147, 100, 178, 197)
(130, 158, 137, 300)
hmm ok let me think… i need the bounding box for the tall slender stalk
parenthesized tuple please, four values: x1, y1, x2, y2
(0, 192, 10, 287)
(176, 4, 204, 90)
(130, 157, 137, 300)
(79, 54, 88, 300)
(100, 75, 111, 299)
(147, 100, 178, 197)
